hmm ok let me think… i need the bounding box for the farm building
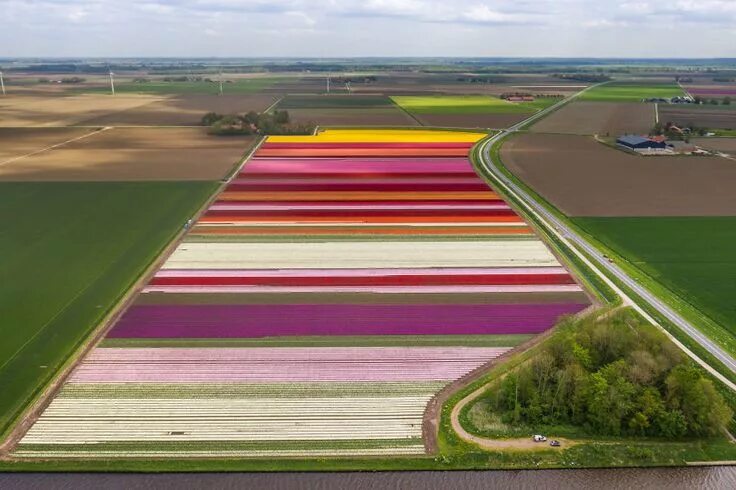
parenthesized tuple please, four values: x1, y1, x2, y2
(506, 95, 535, 102)
(616, 135, 667, 151)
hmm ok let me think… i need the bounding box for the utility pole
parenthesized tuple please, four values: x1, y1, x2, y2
(219, 70, 223, 96)
(109, 70, 115, 95)
(326, 74, 330, 94)
(0, 71, 5, 96)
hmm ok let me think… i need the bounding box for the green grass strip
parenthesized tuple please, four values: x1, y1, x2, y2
(183, 234, 535, 242)
(100, 334, 533, 348)
(57, 382, 447, 399)
(16, 438, 423, 453)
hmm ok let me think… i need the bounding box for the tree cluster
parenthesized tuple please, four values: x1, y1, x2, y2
(456, 76, 505, 84)
(491, 310, 732, 438)
(333, 76, 377, 84)
(692, 95, 731, 106)
(38, 77, 85, 84)
(202, 110, 315, 136)
(163, 76, 203, 82)
(553, 73, 612, 83)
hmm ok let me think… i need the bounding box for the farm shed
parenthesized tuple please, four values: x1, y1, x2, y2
(616, 135, 667, 151)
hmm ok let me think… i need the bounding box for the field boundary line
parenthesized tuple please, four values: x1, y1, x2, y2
(388, 97, 425, 127)
(0, 139, 261, 457)
(263, 96, 283, 114)
(0, 127, 111, 167)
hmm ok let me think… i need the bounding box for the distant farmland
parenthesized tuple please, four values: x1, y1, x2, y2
(579, 83, 684, 102)
(83, 77, 281, 95)
(658, 105, 736, 130)
(390, 95, 556, 128)
(275, 95, 418, 126)
(0, 127, 254, 181)
(530, 101, 655, 135)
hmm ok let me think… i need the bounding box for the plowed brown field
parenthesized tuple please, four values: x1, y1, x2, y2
(0, 128, 95, 162)
(0, 94, 165, 126)
(78, 94, 278, 126)
(530, 101, 654, 135)
(501, 133, 736, 216)
(693, 137, 736, 152)
(0, 127, 253, 181)
(659, 105, 736, 129)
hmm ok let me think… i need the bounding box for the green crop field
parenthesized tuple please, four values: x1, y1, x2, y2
(580, 83, 684, 102)
(277, 95, 393, 109)
(0, 181, 217, 436)
(574, 217, 736, 336)
(391, 95, 555, 114)
(84, 78, 280, 95)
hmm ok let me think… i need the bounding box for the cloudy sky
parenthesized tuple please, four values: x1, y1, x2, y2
(2, 0, 735, 58)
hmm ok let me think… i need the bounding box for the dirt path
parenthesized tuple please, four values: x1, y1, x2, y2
(0, 126, 110, 167)
(449, 379, 576, 452)
(422, 328, 556, 454)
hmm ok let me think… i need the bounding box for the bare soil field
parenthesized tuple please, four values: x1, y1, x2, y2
(501, 133, 736, 217)
(659, 105, 736, 129)
(0, 127, 253, 181)
(0, 94, 165, 126)
(416, 113, 532, 129)
(692, 137, 736, 153)
(266, 78, 348, 94)
(530, 101, 654, 135)
(683, 82, 736, 98)
(287, 108, 418, 126)
(358, 83, 582, 98)
(270, 73, 587, 97)
(78, 94, 278, 126)
(0, 128, 96, 163)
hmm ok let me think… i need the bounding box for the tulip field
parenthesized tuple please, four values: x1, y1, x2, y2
(15, 129, 590, 459)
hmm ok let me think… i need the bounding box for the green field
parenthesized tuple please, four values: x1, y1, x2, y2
(84, 78, 280, 95)
(574, 217, 736, 336)
(580, 83, 684, 102)
(0, 181, 217, 436)
(391, 95, 554, 114)
(713, 129, 736, 137)
(277, 95, 393, 109)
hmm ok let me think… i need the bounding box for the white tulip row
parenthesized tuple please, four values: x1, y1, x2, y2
(22, 396, 431, 444)
(162, 240, 560, 270)
(14, 446, 427, 458)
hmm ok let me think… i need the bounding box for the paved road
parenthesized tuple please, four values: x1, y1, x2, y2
(476, 90, 736, 390)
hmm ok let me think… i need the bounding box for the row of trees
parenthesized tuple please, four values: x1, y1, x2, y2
(202, 110, 316, 136)
(553, 73, 612, 83)
(490, 310, 731, 438)
(692, 96, 731, 106)
(38, 77, 85, 84)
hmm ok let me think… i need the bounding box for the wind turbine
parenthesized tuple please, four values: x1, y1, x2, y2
(0, 71, 5, 96)
(108, 69, 115, 95)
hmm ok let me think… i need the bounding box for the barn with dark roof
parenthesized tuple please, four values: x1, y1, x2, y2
(616, 135, 667, 151)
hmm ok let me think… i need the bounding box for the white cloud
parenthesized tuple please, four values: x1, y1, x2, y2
(1, 0, 735, 57)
